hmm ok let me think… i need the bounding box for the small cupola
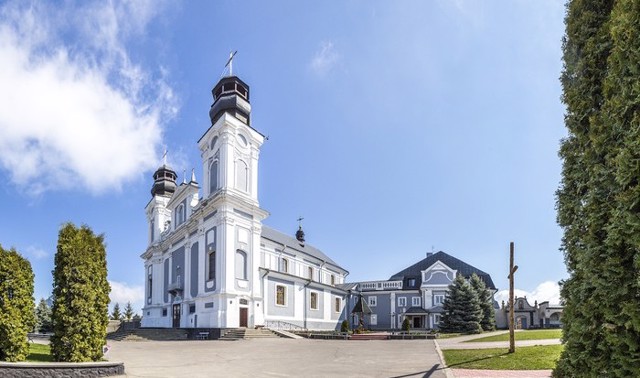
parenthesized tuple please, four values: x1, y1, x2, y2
(151, 164, 177, 197)
(209, 52, 251, 126)
(295, 225, 305, 244)
(209, 75, 251, 126)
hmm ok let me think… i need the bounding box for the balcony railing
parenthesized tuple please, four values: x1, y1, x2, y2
(359, 280, 403, 291)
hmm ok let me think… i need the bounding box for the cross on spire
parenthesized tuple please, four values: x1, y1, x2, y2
(162, 149, 168, 166)
(297, 216, 304, 227)
(225, 51, 238, 76)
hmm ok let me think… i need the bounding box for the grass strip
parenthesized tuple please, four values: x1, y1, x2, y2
(26, 343, 53, 362)
(465, 329, 562, 343)
(442, 345, 562, 370)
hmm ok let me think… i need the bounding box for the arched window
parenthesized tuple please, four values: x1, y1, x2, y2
(176, 204, 185, 226)
(210, 136, 218, 151)
(235, 160, 248, 192)
(206, 228, 216, 281)
(150, 220, 155, 242)
(209, 160, 219, 194)
(208, 247, 216, 281)
(235, 250, 247, 280)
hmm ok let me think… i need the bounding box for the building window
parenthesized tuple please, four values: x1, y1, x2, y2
(235, 159, 248, 192)
(408, 278, 416, 287)
(331, 275, 335, 285)
(150, 220, 155, 242)
(208, 248, 216, 281)
(368, 296, 377, 307)
(162, 308, 168, 317)
(176, 204, 185, 227)
(189, 304, 196, 314)
(276, 285, 286, 306)
(210, 136, 218, 151)
(280, 258, 288, 273)
(370, 314, 378, 325)
(235, 250, 247, 280)
(310, 292, 318, 310)
(398, 297, 407, 307)
(209, 160, 219, 194)
(147, 266, 153, 301)
(308, 267, 314, 281)
(434, 314, 441, 325)
(335, 297, 341, 312)
(412, 297, 421, 307)
(433, 295, 445, 305)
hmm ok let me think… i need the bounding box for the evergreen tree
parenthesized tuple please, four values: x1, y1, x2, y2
(111, 303, 122, 321)
(123, 302, 134, 321)
(440, 274, 482, 334)
(0, 245, 36, 361)
(556, 0, 640, 376)
(469, 274, 495, 331)
(35, 298, 53, 333)
(51, 223, 110, 362)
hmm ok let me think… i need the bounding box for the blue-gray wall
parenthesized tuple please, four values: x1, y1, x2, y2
(306, 289, 324, 319)
(163, 259, 169, 303)
(171, 246, 185, 291)
(266, 277, 294, 317)
(190, 242, 199, 298)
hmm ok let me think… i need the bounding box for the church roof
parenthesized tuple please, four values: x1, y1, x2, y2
(261, 225, 347, 273)
(389, 251, 496, 290)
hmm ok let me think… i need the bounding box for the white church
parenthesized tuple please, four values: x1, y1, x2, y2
(140, 70, 350, 331)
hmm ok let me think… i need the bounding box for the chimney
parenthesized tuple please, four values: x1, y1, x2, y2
(426, 252, 433, 258)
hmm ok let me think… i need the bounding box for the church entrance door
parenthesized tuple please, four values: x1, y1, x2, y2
(239, 307, 248, 327)
(172, 304, 181, 328)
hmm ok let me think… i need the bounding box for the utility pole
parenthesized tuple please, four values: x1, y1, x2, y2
(508, 242, 518, 353)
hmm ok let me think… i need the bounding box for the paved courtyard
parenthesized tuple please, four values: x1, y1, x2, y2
(106, 338, 448, 378)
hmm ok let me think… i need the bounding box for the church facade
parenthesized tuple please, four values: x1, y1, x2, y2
(140, 74, 349, 330)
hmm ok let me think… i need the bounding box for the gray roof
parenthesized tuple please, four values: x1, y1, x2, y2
(389, 251, 496, 290)
(403, 306, 429, 315)
(336, 283, 358, 291)
(261, 225, 347, 273)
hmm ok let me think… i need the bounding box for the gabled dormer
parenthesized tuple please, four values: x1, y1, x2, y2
(421, 261, 457, 287)
(166, 171, 200, 231)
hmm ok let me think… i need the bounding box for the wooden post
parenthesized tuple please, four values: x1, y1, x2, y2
(508, 242, 518, 354)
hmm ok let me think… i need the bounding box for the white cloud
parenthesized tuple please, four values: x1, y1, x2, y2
(109, 280, 144, 312)
(0, 1, 177, 196)
(310, 41, 340, 76)
(25, 245, 48, 260)
(494, 280, 561, 305)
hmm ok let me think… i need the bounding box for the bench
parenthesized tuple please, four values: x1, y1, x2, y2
(196, 332, 210, 340)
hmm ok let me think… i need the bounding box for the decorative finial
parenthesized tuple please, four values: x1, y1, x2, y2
(162, 149, 168, 166)
(182, 169, 187, 184)
(296, 216, 305, 244)
(190, 168, 196, 183)
(225, 51, 238, 77)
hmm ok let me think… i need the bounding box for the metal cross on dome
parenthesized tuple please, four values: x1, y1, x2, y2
(225, 51, 238, 76)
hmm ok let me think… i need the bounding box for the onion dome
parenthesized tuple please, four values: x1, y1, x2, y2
(151, 164, 177, 197)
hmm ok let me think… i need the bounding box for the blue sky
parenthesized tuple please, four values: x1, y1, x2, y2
(0, 1, 567, 313)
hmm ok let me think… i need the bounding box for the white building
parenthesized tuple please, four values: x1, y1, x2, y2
(141, 74, 349, 331)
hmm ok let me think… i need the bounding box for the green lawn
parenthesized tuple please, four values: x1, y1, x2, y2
(465, 329, 562, 343)
(26, 343, 53, 362)
(442, 345, 563, 370)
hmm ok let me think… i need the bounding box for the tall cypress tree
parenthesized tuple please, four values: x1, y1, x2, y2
(440, 274, 482, 334)
(555, 0, 640, 376)
(469, 273, 495, 331)
(0, 246, 35, 361)
(51, 223, 110, 362)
